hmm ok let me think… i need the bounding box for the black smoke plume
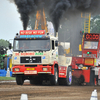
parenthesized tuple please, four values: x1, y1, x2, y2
(13, 0, 100, 31)
(14, 0, 37, 30)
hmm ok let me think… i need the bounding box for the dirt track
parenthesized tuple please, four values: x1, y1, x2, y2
(0, 81, 100, 100)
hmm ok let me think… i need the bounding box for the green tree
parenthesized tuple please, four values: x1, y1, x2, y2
(90, 15, 100, 33)
(0, 39, 9, 47)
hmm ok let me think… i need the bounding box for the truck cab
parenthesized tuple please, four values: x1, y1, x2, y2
(12, 30, 59, 85)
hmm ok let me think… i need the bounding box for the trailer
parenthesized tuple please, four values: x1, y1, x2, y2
(72, 33, 100, 85)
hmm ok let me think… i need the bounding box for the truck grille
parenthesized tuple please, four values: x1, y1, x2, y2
(20, 56, 41, 63)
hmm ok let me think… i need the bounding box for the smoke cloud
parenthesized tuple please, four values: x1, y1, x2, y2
(10, 0, 100, 31)
(14, 0, 38, 30)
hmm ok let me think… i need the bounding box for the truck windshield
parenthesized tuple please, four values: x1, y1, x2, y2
(84, 41, 98, 49)
(13, 39, 50, 51)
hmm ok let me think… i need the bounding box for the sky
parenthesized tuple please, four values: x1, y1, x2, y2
(0, 0, 23, 41)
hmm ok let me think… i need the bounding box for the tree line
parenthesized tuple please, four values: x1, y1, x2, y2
(0, 39, 9, 47)
(90, 15, 100, 33)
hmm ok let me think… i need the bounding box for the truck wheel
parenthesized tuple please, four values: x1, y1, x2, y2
(50, 67, 58, 85)
(16, 76, 24, 85)
(59, 67, 72, 86)
(65, 67, 72, 86)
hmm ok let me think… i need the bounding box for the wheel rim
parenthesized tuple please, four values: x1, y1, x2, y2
(69, 71, 72, 84)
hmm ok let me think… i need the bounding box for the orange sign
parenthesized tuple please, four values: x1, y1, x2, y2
(85, 58, 94, 65)
(20, 30, 45, 35)
(26, 68, 35, 70)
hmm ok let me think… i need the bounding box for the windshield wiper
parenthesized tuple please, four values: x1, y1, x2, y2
(39, 50, 43, 52)
(34, 50, 43, 51)
(17, 50, 30, 52)
(25, 50, 34, 51)
(18, 50, 24, 53)
(19, 50, 36, 52)
(16, 50, 44, 52)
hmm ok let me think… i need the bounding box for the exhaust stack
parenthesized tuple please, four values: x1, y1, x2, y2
(56, 32, 58, 37)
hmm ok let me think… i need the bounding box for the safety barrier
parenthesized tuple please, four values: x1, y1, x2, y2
(0, 57, 12, 77)
(20, 94, 28, 100)
(0, 69, 6, 76)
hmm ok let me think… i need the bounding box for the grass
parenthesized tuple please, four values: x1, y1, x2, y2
(0, 77, 15, 81)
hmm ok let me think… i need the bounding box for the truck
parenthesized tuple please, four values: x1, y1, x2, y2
(71, 33, 100, 85)
(10, 30, 72, 85)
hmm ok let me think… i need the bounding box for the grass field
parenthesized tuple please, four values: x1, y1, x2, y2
(0, 77, 15, 81)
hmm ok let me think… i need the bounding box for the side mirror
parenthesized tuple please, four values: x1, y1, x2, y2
(55, 41, 58, 47)
(9, 43, 12, 49)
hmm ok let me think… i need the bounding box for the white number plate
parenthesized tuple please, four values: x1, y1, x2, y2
(24, 71, 37, 74)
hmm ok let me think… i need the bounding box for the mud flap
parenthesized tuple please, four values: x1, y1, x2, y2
(87, 69, 95, 86)
(98, 69, 100, 85)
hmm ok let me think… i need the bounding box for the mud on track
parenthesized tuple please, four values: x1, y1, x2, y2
(0, 81, 100, 100)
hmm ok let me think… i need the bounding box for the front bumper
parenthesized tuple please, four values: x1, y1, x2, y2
(12, 65, 52, 75)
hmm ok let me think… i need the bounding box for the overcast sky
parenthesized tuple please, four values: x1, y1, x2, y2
(0, 0, 23, 41)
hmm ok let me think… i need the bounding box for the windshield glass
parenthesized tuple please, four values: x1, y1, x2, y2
(84, 41, 98, 49)
(13, 39, 50, 51)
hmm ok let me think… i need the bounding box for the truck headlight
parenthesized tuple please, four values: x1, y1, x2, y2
(14, 68, 20, 71)
(43, 68, 47, 71)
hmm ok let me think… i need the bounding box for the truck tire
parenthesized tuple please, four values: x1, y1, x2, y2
(16, 76, 24, 85)
(59, 67, 72, 86)
(4, 57, 7, 70)
(50, 67, 58, 85)
(66, 67, 72, 86)
(89, 69, 95, 85)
